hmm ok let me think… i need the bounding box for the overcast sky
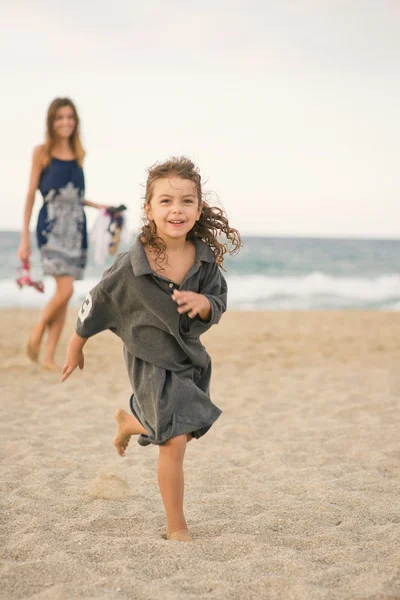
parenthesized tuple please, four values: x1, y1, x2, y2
(1, 0, 399, 237)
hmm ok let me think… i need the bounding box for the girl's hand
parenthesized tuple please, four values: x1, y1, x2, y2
(172, 290, 211, 320)
(17, 241, 31, 262)
(60, 349, 85, 382)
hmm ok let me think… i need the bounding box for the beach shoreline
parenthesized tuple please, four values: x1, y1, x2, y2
(1, 309, 399, 599)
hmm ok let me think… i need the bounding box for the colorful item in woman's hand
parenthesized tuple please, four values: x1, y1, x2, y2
(107, 205, 127, 255)
(16, 256, 45, 293)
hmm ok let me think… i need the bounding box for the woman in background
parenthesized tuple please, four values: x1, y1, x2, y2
(17, 97, 109, 370)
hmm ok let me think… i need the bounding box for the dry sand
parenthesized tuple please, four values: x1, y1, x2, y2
(1, 309, 400, 600)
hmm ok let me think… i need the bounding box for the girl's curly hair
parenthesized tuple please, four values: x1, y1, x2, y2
(140, 157, 242, 269)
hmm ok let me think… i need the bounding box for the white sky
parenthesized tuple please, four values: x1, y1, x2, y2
(1, 0, 399, 237)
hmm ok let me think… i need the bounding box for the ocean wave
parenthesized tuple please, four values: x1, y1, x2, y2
(1, 271, 400, 310)
(226, 272, 400, 309)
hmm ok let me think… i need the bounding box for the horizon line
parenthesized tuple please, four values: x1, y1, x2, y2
(1, 229, 399, 242)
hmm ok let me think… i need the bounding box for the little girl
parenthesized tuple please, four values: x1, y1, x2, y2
(61, 157, 242, 542)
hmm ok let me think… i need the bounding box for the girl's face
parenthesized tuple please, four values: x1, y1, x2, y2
(145, 176, 201, 243)
(53, 105, 76, 140)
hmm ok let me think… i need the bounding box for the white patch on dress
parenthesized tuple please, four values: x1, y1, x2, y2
(44, 183, 85, 253)
(79, 293, 93, 323)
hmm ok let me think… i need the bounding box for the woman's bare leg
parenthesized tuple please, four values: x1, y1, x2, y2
(27, 276, 74, 362)
(158, 435, 192, 541)
(113, 409, 148, 456)
(43, 303, 68, 370)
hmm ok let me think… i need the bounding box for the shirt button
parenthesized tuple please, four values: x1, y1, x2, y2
(168, 283, 173, 288)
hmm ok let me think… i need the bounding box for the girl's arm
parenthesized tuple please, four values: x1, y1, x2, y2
(60, 332, 87, 382)
(82, 199, 112, 210)
(174, 262, 228, 335)
(17, 146, 44, 262)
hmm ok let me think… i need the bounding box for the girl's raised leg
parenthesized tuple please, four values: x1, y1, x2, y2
(113, 409, 148, 456)
(158, 434, 192, 542)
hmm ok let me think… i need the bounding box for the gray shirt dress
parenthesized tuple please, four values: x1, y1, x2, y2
(76, 236, 227, 446)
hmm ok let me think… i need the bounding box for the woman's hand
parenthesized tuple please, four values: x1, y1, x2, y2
(172, 290, 211, 321)
(17, 240, 31, 262)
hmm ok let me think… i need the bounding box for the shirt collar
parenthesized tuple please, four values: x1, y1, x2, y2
(129, 235, 215, 276)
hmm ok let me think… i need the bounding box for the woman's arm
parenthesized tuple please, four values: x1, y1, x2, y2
(17, 145, 44, 261)
(82, 199, 111, 210)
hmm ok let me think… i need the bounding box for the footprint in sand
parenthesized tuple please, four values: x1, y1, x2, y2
(88, 470, 130, 500)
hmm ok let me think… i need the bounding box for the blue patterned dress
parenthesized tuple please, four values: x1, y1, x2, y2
(36, 158, 88, 280)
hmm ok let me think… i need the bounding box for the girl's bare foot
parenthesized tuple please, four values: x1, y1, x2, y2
(167, 528, 193, 542)
(42, 360, 61, 372)
(113, 409, 132, 457)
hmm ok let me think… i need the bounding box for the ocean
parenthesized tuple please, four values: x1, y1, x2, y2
(1, 231, 400, 310)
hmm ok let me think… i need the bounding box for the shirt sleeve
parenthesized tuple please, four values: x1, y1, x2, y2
(75, 283, 119, 339)
(187, 262, 228, 337)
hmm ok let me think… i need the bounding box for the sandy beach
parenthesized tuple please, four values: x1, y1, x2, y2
(1, 309, 400, 600)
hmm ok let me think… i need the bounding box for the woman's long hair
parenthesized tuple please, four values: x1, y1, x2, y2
(140, 157, 242, 269)
(42, 97, 85, 168)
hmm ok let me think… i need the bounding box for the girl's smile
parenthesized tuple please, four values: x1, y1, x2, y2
(146, 177, 201, 242)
